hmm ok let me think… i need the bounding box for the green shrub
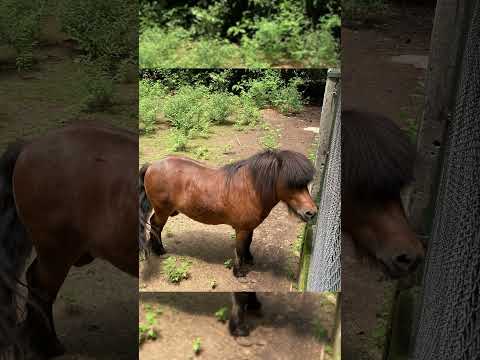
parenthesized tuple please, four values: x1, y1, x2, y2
(0, 0, 45, 71)
(204, 92, 234, 124)
(115, 58, 138, 83)
(234, 96, 261, 129)
(139, 80, 167, 133)
(81, 67, 114, 112)
(273, 79, 304, 115)
(59, 0, 137, 69)
(140, 26, 190, 68)
(300, 14, 340, 67)
(241, 70, 283, 108)
(162, 85, 211, 137)
(168, 129, 188, 152)
(343, 0, 387, 20)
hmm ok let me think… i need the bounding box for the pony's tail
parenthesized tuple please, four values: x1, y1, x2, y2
(139, 163, 153, 257)
(0, 141, 32, 352)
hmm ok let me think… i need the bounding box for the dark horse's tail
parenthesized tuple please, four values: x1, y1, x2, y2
(0, 142, 32, 353)
(139, 163, 154, 257)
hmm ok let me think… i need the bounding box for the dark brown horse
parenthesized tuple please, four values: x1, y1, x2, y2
(342, 110, 425, 278)
(0, 123, 137, 358)
(139, 149, 317, 277)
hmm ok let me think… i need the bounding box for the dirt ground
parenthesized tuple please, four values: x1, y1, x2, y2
(139, 292, 336, 360)
(0, 24, 138, 360)
(139, 107, 320, 292)
(342, 3, 434, 360)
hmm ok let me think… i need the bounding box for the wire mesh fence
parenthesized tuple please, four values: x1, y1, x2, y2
(307, 70, 341, 292)
(412, 1, 480, 359)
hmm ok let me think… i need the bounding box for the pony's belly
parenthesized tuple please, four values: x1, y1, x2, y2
(178, 205, 228, 226)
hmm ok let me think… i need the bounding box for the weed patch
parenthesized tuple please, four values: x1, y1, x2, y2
(162, 256, 191, 284)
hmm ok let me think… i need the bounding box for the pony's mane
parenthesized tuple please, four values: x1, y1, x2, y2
(223, 149, 315, 204)
(342, 110, 416, 203)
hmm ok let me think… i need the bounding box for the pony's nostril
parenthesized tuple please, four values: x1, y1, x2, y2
(394, 254, 414, 270)
(305, 210, 315, 219)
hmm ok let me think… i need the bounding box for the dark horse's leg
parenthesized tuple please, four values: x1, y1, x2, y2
(25, 256, 71, 358)
(233, 230, 254, 277)
(149, 211, 169, 256)
(229, 292, 263, 336)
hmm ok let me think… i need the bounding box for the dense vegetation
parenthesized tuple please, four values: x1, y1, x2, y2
(139, 0, 340, 68)
(140, 69, 325, 151)
(0, 0, 137, 114)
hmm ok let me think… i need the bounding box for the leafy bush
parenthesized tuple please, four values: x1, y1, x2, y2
(139, 80, 167, 133)
(0, 0, 46, 71)
(204, 92, 235, 124)
(273, 79, 305, 115)
(234, 96, 261, 129)
(343, 0, 387, 20)
(59, 0, 137, 69)
(168, 129, 188, 152)
(162, 85, 211, 137)
(236, 71, 305, 114)
(139, 0, 339, 67)
(81, 66, 114, 112)
(140, 26, 190, 68)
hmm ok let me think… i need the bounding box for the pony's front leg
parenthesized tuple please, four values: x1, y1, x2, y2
(233, 230, 254, 277)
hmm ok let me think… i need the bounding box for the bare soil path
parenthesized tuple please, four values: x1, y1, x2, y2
(139, 292, 335, 360)
(139, 107, 320, 292)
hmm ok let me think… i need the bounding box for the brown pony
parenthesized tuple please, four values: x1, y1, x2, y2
(0, 123, 137, 359)
(342, 110, 425, 278)
(139, 149, 318, 277)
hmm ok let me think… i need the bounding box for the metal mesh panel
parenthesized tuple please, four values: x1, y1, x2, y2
(307, 95, 341, 292)
(412, 2, 480, 359)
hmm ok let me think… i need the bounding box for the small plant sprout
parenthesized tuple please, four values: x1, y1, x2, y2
(192, 337, 202, 355)
(210, 280, 217, 289)
(224, 259, 233, 269)
(214, 307, 229, 322)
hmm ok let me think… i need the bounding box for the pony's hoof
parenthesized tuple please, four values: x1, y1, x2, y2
(151, 243, 166, 256)
(248, 300, 262, 313)
(229, 320, 250, 337)
(244, 255, 254, 265)
(32, 337, 65, 359)
(233, 267, 248, 277)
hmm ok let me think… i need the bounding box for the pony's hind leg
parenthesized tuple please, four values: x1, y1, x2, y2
(246, 292, 262, 314)
(233, 230, 254, 277)
(25, 255, 72, 358)
(229, 292, 250, 336)
(149, 210, 169, 256)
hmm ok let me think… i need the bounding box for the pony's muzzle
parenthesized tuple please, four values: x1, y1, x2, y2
(389, 252, 423, 275)
(302, 208, 317, 221)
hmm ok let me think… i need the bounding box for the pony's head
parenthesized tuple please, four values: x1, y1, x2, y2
(226, 149, 317, 222)
(342, 110, 425, 278)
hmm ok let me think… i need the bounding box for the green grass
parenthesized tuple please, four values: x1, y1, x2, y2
(162, 256, 192, 284)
